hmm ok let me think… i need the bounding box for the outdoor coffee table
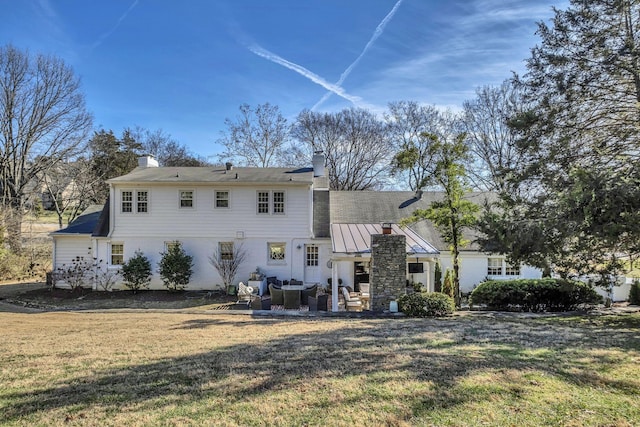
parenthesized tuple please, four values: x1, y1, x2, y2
(281, 285, 305, 291)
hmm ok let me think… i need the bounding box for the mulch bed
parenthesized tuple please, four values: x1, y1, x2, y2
(5, 287, 238, 310)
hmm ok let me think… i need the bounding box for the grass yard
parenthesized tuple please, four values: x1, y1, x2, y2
(0, 311, 639, 427)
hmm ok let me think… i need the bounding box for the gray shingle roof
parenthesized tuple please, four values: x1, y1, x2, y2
(51, 204, 105, 235)
(92, 198, 110, 237)
(107, 166, 314, 185)
(330, 191, 492, 251)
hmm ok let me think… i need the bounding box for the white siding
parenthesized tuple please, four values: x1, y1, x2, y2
(111, 185, 312, 240)
(51, 235, 93, 288)
(439, 253, 542, 293)
(95, 236, 332, 290)
(52, 235, 92, 270)
(98, 182, 319, 290)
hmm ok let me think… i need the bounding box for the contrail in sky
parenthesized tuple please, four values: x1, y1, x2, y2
(248, 43, 363, 106)
(312, 0, 404, 110)
(91, 0, 140, 51)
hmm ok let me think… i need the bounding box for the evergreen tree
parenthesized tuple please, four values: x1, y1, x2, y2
(158, 242, 193, 292)
(399, 133, 479, 307)
(121, 250, 152, 293)
(479, 0, 640, 279)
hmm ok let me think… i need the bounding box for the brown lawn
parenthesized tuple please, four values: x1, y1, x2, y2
(1, 302, 639, 426)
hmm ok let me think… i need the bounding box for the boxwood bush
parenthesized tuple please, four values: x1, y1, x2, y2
(398, 292, 455, 317)
(469, 278, 603, 312)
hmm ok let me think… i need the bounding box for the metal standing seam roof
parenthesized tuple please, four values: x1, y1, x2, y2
(330, 223, 439, 255)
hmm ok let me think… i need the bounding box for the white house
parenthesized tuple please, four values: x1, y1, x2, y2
(51, 155, 542, 297)
(328, 191, 541, 294)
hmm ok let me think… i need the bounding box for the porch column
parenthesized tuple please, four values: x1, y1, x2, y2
(331, 261, 339, 312)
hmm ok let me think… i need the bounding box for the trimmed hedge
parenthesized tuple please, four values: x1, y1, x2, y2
(469, 278, 603, 312)
(398, 292, 455, 317)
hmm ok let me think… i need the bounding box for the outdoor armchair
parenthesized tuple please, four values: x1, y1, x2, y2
(283, 288, 301, 309)
(269, 284, 284, 305)
(237, 282, 256, 302)
(301, 284, 318, 305)
(341, 286, 363, 312)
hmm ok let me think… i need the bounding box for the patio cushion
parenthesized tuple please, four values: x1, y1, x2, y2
(301, 284, 318, 305)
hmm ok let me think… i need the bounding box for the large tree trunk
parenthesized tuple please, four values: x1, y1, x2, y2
(452, 243, 461, 308)
(2, 206, 23, 253)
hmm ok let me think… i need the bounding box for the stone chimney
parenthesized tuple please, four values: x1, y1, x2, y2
(370, 233, 406, 311)
(138, 155, 159, 168)
(312, 151, 325, 177)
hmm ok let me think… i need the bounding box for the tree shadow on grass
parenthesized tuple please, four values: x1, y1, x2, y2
(2, 316, 639, 425)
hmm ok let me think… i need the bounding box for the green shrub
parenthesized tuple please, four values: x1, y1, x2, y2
(469, 278, 603, 312)
(121, 250, 151, 293)
(629, 279, 640, 305)
(442, 269, 454, 298)
(434, 262, 442, 292)
(158, 242, 193, 292)
(398, 292, 455, 317)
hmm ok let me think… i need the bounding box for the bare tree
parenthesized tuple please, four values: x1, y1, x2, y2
(293, 108, 391, 190)
(462, 80, 526, 193)
(40, 157, 102, 228)
(130, 126, 209, 166)
(209, 242, 247, 293)
(385, 101, 442, 191)
(0, 45, 92, 251)
(217, 103, 291, 167)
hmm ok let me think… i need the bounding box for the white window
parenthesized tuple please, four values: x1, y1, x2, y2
(306, 245, 318, 267)
(215, 190, 229, 208)
(273, 191, 285, 214)
(219, 242, 234, 261)
(487, 258, 503, 276)
(137, 191, 148, 213)
(180, 190, 194, 208)
(121, 191, 133, 213)
(111, 243, 124, 265)
(257, 191, 270, 214)
(121, 190, 149, 213)
(268, 242, 286, 264)
(487, 258, 521, 276)
(257, 191, 286, 215)
(165, 241, 181, 252)
(505, 261, 521, 276)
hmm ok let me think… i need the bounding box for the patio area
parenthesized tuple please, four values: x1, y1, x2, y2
(231, 283, 369, 313)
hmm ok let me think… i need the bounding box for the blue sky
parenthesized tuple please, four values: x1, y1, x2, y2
(1, 0, 566, 160)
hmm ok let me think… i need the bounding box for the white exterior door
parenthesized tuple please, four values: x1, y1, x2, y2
(304, 244, 321, 284)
